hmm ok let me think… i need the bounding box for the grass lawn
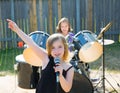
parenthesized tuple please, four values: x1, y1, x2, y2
(0, 42, 120, 76)
(0, 48, 24, 76)
(90, 42, 120, 72)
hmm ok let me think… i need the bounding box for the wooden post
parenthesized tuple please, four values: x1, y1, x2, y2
(76, 0, 80, 32)
(0, 2, 1, 49)
(36, 0, 43, 31)
(29, 0, 37, 32)
(39, 0, 43, 30)
(11, 0, 14, 21)
(86, 0, 92, 31)
(10, 0, 16, 48)
(48, 0, 53, 34)
(58, 0, 62, 21)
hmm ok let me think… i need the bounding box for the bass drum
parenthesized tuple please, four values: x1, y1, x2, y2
(69, 71, 94, 93)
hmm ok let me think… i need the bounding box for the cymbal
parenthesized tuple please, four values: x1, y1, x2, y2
(98, 39, 114, 45)
(23, 48, 42, 66)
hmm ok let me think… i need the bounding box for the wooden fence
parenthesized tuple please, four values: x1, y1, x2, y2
(0, 0, 120, 49)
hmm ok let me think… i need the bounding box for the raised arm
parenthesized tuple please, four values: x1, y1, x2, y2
(7, 19, 48, 66)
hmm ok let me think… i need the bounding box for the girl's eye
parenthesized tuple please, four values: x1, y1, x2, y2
(52, 46, 55, 49)
(58, 45, 62, 48)
(52, 45, 63, 50)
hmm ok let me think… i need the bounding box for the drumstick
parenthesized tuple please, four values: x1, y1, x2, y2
(97, 22, 112, 39)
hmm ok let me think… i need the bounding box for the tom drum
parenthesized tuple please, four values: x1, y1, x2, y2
(74, 30, 103, 63)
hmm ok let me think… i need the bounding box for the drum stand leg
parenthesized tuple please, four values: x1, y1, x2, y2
(94, 32, 118, 93)
(94, 73, 119, 93)
(71, 52, 90, 78)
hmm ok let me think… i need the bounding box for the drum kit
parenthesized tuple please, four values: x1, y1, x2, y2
(65, 23, 119, 93)
(15, 22, 117, 93)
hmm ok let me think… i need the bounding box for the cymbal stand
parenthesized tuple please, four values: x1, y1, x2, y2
(94, 32, 118, 93)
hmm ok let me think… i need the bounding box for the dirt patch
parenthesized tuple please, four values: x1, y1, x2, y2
(0, 75, 35, 93)
(90, 70, 120, 93)
(0, 71, 120, 93)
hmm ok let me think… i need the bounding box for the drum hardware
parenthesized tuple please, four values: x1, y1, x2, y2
(94, 65, 119, 93)
(94, 25, 118, 93)
(14, 63, 19, 71)
(70, 60, 82, 75)
(73, 37, 79, 42)
(91, 66, 103, 81)
(70, 49, 90, 78)
(68, 43, 75, 52)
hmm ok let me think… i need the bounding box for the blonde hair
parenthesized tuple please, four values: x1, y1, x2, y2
(56, 17, 73, 33)
(46, 33, 69, 61)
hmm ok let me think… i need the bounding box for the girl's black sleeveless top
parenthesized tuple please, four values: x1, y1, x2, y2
(36, 56, 73, 93)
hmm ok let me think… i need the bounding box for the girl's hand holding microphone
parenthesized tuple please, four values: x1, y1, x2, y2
(53, 63, 63, 77)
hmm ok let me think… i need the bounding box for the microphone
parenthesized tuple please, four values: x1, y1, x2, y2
(97, 22, 112, 39)
(54, 57, 60, 83)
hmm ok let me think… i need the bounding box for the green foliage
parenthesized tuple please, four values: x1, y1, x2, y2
(0, 48, 23, 75)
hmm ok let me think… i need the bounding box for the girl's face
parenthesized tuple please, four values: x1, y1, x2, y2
(51, 39, 64, 59)
(60, 22, 69, 36)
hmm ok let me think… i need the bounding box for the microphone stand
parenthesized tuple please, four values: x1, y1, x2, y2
(102, 31, 105, 93)
(94, 31, 106, 93)
(94, 30, 118, 93)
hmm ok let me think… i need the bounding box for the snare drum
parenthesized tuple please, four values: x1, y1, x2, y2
(74, 30, 103, 63)
(69, 71, 94, 93)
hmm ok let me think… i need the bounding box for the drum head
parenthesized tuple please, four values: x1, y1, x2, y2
(69, 72, 94, 93)
(23, 31, 49, 66)
(79, 41, 103, 63)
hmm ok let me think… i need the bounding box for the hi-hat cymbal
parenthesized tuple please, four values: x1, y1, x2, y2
(98, 39, 114, 45)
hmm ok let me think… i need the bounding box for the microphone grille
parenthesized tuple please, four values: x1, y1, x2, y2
(54, 57, 60, 64)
